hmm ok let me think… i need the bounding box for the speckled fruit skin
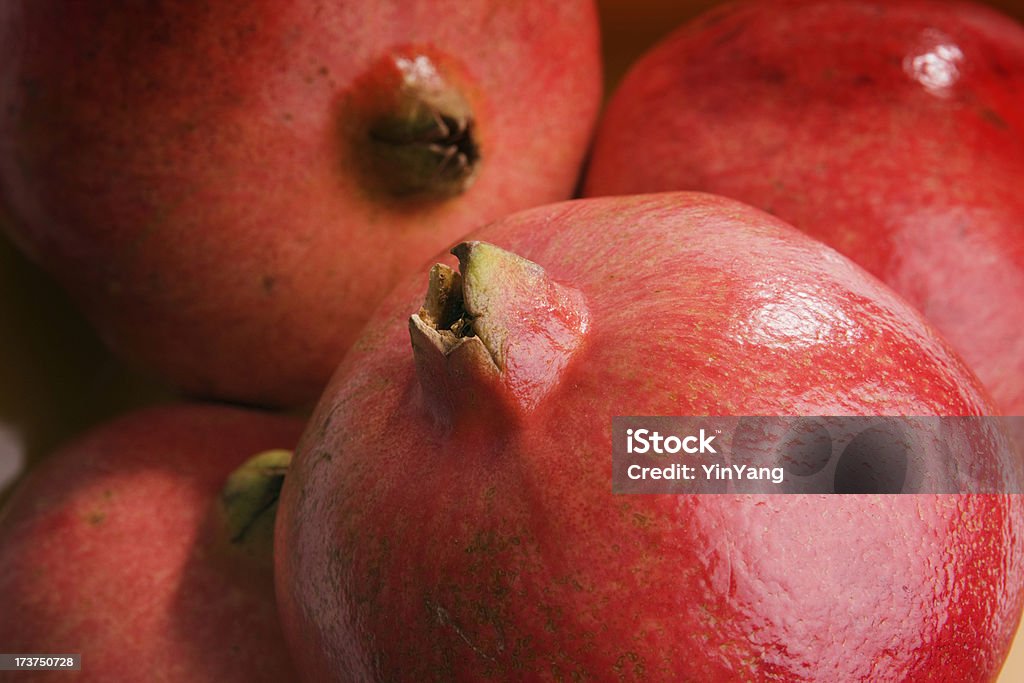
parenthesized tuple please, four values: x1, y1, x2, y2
(0, 405, 304, 682)
(0, 0, 602, 407)
(275, 194, 1024, 681)
(584, 0, 1024, 433)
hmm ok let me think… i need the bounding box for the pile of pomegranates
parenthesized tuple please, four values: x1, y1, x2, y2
(1, 1, 1022, 681)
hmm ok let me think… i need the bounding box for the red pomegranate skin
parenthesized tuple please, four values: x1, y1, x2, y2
(584, 0, 1024, 428)
(0, 0, 602, 407)
(275, 193, 1024, 681)
(0, 404, 304, 682)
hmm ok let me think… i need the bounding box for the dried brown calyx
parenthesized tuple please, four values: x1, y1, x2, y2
(409, 242, 590, 427)
(348, 50, 480, 200)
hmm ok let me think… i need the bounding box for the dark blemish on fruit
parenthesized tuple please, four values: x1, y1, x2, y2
(87, 511, 106, 526)
(980, 107, 1008, 130)
(613, 651, 645, 677)
(696, 5, 734, 30)
(17, 77, 41, 103)
(631, 512, 650, 529)
(710, 18, 749, 48)
(428, 599, 497, 663)
(760, 67, 786, 84)
(321, 402, 344, 434)
(262, 274, 277, 293)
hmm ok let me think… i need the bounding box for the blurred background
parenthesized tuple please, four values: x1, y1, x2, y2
(3, 0, 1024, 675)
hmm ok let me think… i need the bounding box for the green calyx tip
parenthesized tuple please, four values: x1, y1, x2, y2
(220, 449, 292, 544)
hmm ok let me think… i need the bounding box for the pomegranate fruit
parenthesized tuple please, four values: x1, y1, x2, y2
(0, 0, 602, 406)
(275, 193, 1024, 681)
(0, 404, 303, 681)
(584, 0, 1024, 437)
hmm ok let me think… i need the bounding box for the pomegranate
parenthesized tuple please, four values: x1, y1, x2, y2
(0, 0, 602, 406)
(276, 193, 1024, 681)
(0, 404, 303, 681)
(584, 0, 1024, 440)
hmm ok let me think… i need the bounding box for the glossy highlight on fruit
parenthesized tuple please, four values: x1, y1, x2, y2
(276, 193, 1024, 681)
